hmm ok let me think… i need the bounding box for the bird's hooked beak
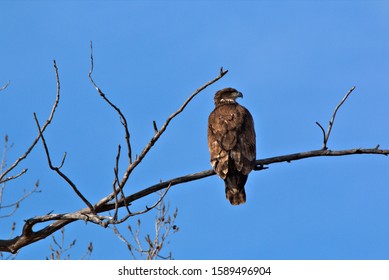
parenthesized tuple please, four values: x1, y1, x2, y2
(236, 91, 243, 98)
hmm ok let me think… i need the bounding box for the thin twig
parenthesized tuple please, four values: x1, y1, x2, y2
(8, 222, 16, 240)
(315, 121, 326, 146)
(111, 145, 121, 220)
(153, 121, 158, 133)
(0, 169, 28, 184)
(0, 81, 10, 92)
(0, 181, 40, 219)
(318, 86, 356, 149)
(112, 145, 131, 220)
(112, 225, 137, 259)
(107, 183, 172, 225)
(0, 61, 60, 183)
(34, 114, 95, 213)
(112, 190, 178, 260)
(88, 41, 133, 165)
(57, 152, 67, 169)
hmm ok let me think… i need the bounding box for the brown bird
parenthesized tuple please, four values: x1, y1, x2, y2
(207, 88, 256, 205)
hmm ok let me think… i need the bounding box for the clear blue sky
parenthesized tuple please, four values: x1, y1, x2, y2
(1, 1, 389, 260)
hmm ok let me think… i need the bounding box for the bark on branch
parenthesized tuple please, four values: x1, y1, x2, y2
(2, 145, 387, 253)
(103, 147, 389, 211)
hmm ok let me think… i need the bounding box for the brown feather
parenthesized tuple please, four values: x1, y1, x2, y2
(208, 88, 256, 205)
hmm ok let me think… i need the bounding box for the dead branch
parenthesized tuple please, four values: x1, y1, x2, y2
(0, 169, 27, 185)
(45, 226, 92, 260)
(0, 181, 40, 219)
(112, 192, 178, 260)
(316, 86, 356, 150)
(0, 61, 60, 184)
(102, 146, 389, 210)
(2, 143, 387, 254)
(33, 113, 95, 213)
(88, 41, 133, 165)
(111, 145, 124, 220)
(0, 81, 10, 92)
(258, 147, 388, 166)
(109, 183, 172, 225)
(46, 227, 76, 260)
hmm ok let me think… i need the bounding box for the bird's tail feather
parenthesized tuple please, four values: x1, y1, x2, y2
(224, 174, 248, 205)
(225, 187, 246, 205)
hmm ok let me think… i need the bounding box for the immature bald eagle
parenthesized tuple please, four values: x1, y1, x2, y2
(207, 88, 256, 205)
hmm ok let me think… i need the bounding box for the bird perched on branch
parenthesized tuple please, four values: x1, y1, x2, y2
(207, 88, 256, 205)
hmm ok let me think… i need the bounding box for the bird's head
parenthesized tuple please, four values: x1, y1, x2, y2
(214, 88, 243, 105)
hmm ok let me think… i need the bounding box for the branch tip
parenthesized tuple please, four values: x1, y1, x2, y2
(153, 121, 158, 133)
(219, 67, 228, 76)
(317, 86, 357, 149)
(0, 80, 11, 92)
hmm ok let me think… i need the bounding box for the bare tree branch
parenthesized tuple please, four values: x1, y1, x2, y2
(112, 145, 123, 220)
(257, 147, 388, 166)
(100, 147, 388, 211)
(33, 113, 95, 213)
(45, 226, 92, 260)
(109, 183, 172, 225)
(317, 86, 356, 150)
(88, 41, 133, 165)
(0, 81, 10, 92)
(111, 144, 133, 221)
(1, 146, 387, 253)
(0, 61, 60, 184)
(112, 192, 179, 260)
(0, 169, 27, 185)
(46, 227, 76, 260)
(0, 181, 40, 219)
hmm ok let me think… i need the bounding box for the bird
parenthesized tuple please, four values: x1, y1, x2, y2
(207, 88, 256, 205)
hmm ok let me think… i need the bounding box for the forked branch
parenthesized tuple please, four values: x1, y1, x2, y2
(0, 61, 60, 184)
(316, 86, 356, 150)
(33, 113, 95, 213)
